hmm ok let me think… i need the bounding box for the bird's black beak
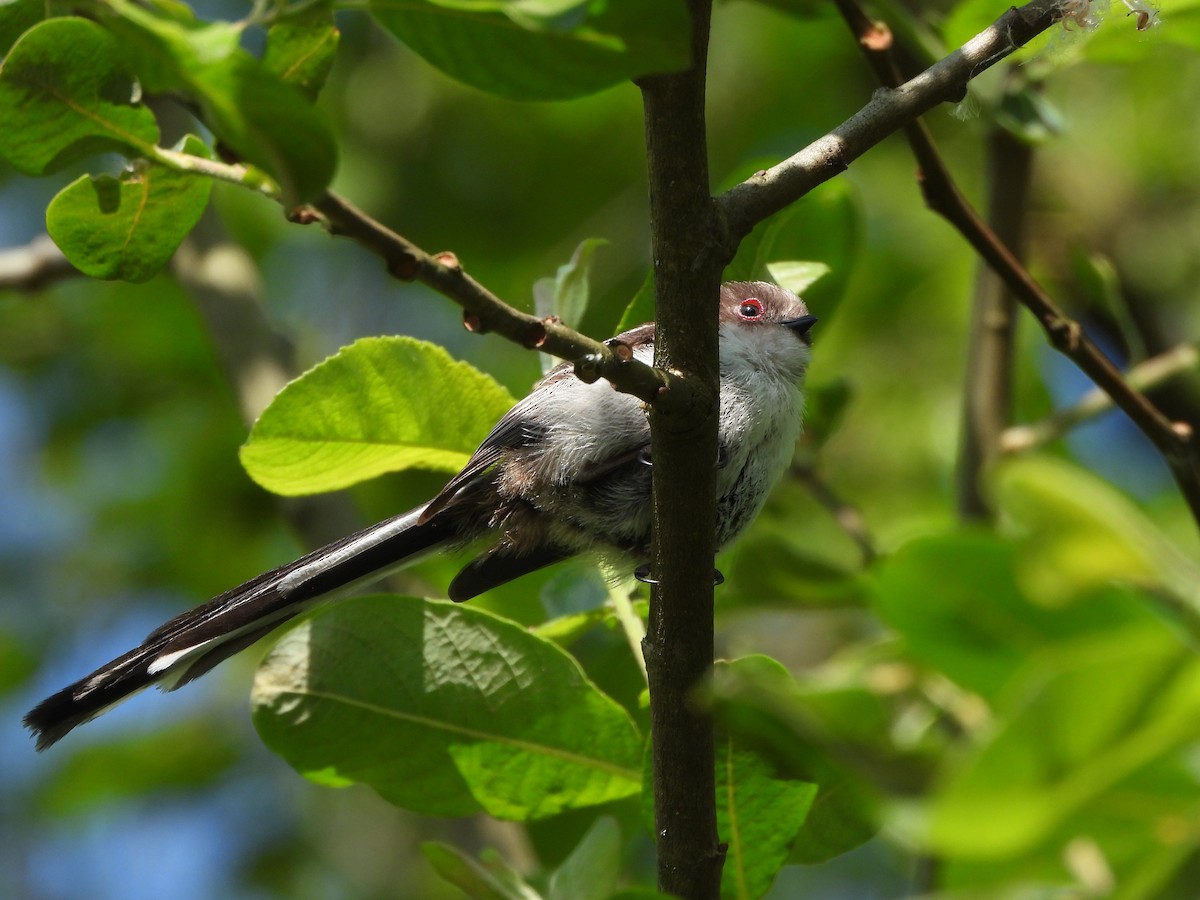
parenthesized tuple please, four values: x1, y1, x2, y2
(782, 314, 818, 338)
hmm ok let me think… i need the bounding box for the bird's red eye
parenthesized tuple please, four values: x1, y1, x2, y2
(737, 298, 764, 319)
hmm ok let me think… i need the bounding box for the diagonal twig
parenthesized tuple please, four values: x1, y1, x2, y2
(302, 191, 681, 408)
(825, 0, 1200, 528)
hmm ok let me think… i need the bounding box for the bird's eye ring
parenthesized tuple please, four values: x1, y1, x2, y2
(737, 298, 764, 319)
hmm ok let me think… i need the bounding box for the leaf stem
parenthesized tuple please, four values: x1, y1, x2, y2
(149, 146, 280, 196)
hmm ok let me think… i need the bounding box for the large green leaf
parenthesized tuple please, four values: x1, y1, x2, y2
(705, 655, 879, 865)
(240, 336, 516, 496)
(643, 657, 821, 898)
(0, 17, 159, 175)
(370, 0, 691, 101)
(717, 737, 817, 899)
(253, 596, 643, 819)
(926, 624, 1200, 858)
(46, 137, 212, 282)
(872, 532, 1164, 701)
(992, 455, 1200, 609)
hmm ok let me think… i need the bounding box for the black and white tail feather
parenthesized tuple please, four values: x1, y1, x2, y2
(24, 506, 458, 749)
(25, 281, 816, 750)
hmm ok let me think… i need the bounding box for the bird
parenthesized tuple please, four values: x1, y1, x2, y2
(25, 280, 816, 749)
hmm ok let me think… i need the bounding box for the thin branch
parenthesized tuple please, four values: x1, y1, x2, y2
(150, 146, 279, 196)
(0, 235, 79, 293)
(957, 126, 1033, 520)
(792, 464, 877, 566)
(1001, 344, 1200, 454)
(304, 191, 681, 408)
(604, 572, 649, 684)
(716, 0, 1067, 239)
(822, 0, 1200, 528)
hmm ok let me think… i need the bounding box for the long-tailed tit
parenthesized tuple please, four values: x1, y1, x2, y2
(26, 280, 816, 748)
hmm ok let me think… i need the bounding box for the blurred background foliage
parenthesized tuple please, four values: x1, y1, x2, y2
(3, 0, 1200, 897)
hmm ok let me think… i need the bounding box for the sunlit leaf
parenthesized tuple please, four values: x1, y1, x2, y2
(926, 624, 1200, 857)
(0, 18, 159, 175)
(718, 736, 817, 899)
(101, 0, 337, 200)
(992, 455, 1200, 608)
(872, 531, 1164, 700)
(706, 655, 880, 865)
(240, 336, 516, 495)
(764, 260, 831, 297)
(253, 596, 643, 819)
(45, 137, 212, 282)
(371, 0, 691, 100)
(422, 842, 542, 900)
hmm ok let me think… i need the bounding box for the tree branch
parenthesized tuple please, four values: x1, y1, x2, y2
(0, 235, 79, 293)
(1001, 344, 1200, 454)
(716, 0, 1065, 238)
(638, 1, 726, 896)
(304, 191, 681, 408)
(792, 463, 877, 566)
(957, 126, 1032, 520)
(821, 0, 1200, 528)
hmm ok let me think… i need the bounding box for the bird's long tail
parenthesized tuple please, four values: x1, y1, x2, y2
(24, 506, 457, 750)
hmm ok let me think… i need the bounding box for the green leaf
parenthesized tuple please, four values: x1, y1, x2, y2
(422, 842, 543, 900)
(872, 531, 1164, 700)
(253, 596, 643, 819)
(718, 736, 817, 900)
(45, 138, 212, 282)
(100, 0, 337, 200)
(263, 7, 340, 100)
(740, 0, 830, 18)
(992, 455, 1200, 608)
(705, 655, 879, 865)
(927, 625, 1200, 857)
(535, 237, 608, 372)
(370, 0, 691, 101)
(615, 270, 654, 335)
(240, 336, 516, 496)
(642, 657, 820, 897)
(547, 816, 621, 900)
(534, 238, 608, 329)
(764, 260, 830, 297)
(0, 0, 43, 56)
(0, 18, 159, 175)
(723, 178, 859, 325)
